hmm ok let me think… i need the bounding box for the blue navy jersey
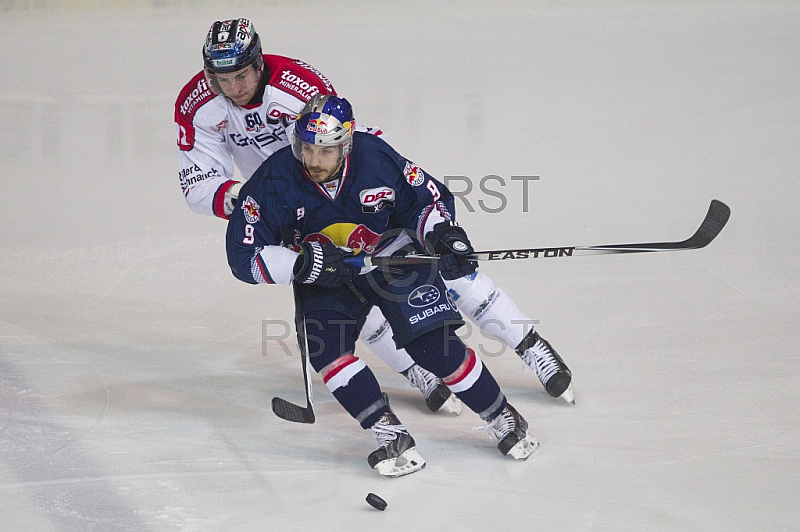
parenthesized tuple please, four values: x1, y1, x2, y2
(226, 132, 456, 285)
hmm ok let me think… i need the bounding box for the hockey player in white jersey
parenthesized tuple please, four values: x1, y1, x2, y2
(174, 18, 574, 408)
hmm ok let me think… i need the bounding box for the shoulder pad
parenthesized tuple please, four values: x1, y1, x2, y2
(174, 71, 216, 151)
(264, 54, 336, 102)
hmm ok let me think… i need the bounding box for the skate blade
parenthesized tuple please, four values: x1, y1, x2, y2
(507, 432, 540, 461)
(373, 448, 426, 477)
(560, 383, 575, 405)
(439, 395, 463, 415)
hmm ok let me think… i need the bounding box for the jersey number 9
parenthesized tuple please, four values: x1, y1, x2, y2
(244, 224, 255, 244)
(426, 180, 441, 202)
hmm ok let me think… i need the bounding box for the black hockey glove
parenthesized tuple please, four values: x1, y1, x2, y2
(293, 241, 359, 288)
(425, 221, 478, 280)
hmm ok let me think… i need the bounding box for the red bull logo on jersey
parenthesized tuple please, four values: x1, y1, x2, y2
(241, 196, 260, 224)
(359, 186, 396, 213)
(304, 223, 382, 254)
(404, 161, 425, 187)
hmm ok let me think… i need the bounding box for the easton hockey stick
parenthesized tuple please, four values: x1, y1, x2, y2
(270, 283, 316, 424)
(347, 199, 730, 268)
(275, 199, 729, 423)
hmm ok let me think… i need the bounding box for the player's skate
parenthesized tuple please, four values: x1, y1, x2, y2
(486, 403, 539, 460)
(516, 330, 575, 404)
(403, 364, 462, 414)
(367, 410, 426, 477)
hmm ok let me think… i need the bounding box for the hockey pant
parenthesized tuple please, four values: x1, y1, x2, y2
(359, 271, 535, 370)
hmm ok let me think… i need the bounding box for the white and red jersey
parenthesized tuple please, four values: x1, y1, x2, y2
(174, 54, 336, 218)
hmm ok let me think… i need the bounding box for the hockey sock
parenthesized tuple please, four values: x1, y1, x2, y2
(442, 349, 506, 421)
(359, 306, 416, 373)
(445, 271, 534, 349)
(305, 309, 389, 429)
(405, 329, 506, 421)
(322, 354, 388, 429)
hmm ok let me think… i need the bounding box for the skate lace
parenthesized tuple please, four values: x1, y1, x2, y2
(470, 408, 515, 444)
(522, 338, 561, 385)
(406, 365, 441, 399)
(372, 417, 408, 448)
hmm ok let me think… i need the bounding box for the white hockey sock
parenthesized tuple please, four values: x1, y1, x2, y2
(358, 305, 416, 373)
(445, 272, 534, 350)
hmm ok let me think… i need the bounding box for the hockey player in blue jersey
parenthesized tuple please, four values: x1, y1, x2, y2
(178, 18, 574, 412)
(226, 95, 538, 475)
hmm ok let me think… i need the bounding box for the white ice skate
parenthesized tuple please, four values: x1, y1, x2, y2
(367, 411, 426, 477)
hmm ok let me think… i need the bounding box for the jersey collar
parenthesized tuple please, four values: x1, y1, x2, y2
(303, 155, 350, 201)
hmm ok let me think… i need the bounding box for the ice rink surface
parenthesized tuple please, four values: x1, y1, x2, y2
(1, 1, 798, 530)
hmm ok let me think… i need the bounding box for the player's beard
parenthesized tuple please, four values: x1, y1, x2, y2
(307, 159, 343, 183)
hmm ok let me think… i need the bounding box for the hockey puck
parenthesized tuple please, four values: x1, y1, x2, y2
(366, 492, 387, 511)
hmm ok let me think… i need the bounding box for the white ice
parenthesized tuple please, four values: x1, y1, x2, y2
(1, 1, 798, 530)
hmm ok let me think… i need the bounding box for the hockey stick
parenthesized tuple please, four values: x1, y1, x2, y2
(274, 199, 728, 422)
(347, 199, 730, 268)
(270, 283, 316, 424)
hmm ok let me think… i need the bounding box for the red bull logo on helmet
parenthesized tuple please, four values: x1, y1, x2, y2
(306, 117, 329, 134)
(304, 223, 381, 254)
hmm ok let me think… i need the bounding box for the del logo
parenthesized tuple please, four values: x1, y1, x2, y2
(267, 103, 297, 126)
(408, 285, 440, 308)
(241, 196, 260, 223)
(403, 161, 425, 187)
(359, 187, 396, 213)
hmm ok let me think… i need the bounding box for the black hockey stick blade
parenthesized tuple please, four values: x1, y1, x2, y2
(270, 283, 316, 424)
(687, 199, 731, 248)
(573, 199, 730, 254)
(271, 396, 316, 424)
